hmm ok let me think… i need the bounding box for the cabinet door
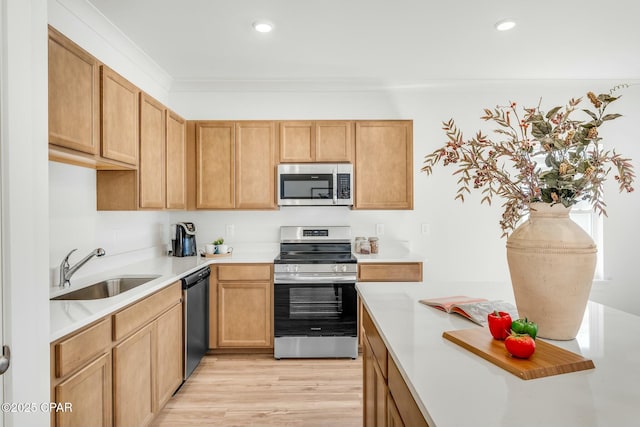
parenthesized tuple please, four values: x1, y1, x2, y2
(196, 122, 235, 208)
(113, 323, 154, 427)
(101, 66, 139, 166)
(316, 121, 353, 162)
(363, 335, 388, 427)
(235, 121, 277, 209)
(166, 110, 187, 209)
(48, 26, 99, 155)
(139, 93, 166, 209)
(355, 121, 413, 209)
(218, 281, 272, 347)
(279, 121, 315, 162)
(387, 394, 405, 427)
(156, 303, 183, 409)
(55, 352, 112, 427)
(358, 263, 423, 282)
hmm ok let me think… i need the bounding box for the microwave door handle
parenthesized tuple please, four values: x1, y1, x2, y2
(333, 171, 338, 204)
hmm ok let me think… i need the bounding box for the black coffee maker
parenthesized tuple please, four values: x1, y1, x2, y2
(172, 222, 197, 257)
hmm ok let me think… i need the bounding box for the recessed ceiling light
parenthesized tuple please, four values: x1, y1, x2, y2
(253, 21, 274, 33)
(495, 19, 516, 31)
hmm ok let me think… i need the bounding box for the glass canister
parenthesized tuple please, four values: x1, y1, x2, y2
(360, 240, 371, 254)
(355, 237, 367, 253)
(368, 237, 379, 254)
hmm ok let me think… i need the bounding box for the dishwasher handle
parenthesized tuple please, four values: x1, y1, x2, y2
(181, 266, 211, 289)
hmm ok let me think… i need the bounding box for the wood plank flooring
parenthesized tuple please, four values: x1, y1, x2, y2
(152, 354, 363, 426)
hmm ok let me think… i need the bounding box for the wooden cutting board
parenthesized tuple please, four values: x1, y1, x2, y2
(443, 327, 595, 380)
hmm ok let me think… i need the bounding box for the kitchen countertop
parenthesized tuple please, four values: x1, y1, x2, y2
(50, 244, 425, 343)
(354, 241, 425, 263)
(357, 281, 640, 427)
(50, 248, 278, 342)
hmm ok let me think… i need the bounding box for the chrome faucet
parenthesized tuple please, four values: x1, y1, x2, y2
(59, 248, 106, 288)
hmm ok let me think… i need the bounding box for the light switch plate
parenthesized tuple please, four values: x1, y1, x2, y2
(226, 224, 235, 238)
(376, 224, 384, 236)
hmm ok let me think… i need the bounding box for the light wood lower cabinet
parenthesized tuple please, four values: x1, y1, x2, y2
(50, 282, 183, 427)
(156, 303, 184, 408)
(358, 262, 423, 282)
(54, 352, 112, 427)
(113, 323, 155, 427)
(362, 306, 429, 427)
(363, 335, 388, 427)
(212, 264, 273, 349)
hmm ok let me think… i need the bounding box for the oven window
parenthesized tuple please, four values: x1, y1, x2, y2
(280, 174, 333, 199)
(290, 287, 343, 319)
(274, 283, 357, 337)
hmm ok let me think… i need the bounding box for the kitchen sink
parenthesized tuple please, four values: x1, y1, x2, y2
(51, 276, 160, 300)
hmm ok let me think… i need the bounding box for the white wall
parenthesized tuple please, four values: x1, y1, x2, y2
(2, 0, 50, 425)
(170, 81, 640, 285)
(48, 162, 169, 285)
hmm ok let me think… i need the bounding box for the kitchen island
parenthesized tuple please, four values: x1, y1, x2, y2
(357, 281, 640, 427)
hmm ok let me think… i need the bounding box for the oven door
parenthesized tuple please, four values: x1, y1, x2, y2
(274, 281, 357, 337)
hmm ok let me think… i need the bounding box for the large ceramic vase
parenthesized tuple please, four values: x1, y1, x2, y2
(506, 203, 597, 340)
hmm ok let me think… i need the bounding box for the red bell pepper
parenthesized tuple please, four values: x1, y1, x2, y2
(487, 310, 512, 340)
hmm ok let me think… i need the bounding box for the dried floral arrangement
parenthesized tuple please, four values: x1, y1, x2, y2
(422, 86, 635, 236)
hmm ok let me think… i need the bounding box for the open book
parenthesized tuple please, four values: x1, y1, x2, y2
(419, 295, 518, 326)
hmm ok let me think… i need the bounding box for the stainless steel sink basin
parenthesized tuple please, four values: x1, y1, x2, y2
(52, 276, 160, 300)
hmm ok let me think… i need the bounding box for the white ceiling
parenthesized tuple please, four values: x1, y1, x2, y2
(87, 0, 640, 90)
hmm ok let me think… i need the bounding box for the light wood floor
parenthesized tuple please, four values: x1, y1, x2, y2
(152, 354, 363, 426)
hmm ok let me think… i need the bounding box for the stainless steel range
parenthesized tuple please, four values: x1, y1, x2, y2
(273, 226, 358, 359)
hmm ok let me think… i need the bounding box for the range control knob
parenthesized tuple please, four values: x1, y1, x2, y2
(340, 265, 347, 272)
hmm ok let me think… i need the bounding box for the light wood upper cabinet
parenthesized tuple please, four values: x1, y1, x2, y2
(139, 93, 166, 209)
(191, 121, 276, 209)
(101, 66, 139, 166)
(279, 120, 353, 162)
(235, 121, 277, 209)
(195, 121, 235, 208)
(166, 110, 187, 209)
(355, 121, 413, 209)
(279, 121, 315, 162)
(316, 121, 353, 162)
(48, 26, 100, 156)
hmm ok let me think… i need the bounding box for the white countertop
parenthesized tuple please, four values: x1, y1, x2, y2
(50, 248, 278, 342)
(356, 281, 640, 427)
(354, 240, 425, 263)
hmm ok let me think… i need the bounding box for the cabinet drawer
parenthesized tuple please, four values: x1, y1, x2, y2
(358, 263, 423, 282)
(362, 307, 387, 379)
(388, 356, 429, 427)
(55, 317, 111, 378)
(112, 281, 181, 341)
(218, 264, 272, 281)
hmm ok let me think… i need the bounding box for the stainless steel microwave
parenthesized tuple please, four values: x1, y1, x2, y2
(277, 163, 353, 206)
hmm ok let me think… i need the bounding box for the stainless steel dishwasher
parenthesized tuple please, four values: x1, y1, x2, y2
(181, 266, 210, 380)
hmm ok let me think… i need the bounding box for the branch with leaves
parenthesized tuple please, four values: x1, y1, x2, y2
(423, 87, 636, 236)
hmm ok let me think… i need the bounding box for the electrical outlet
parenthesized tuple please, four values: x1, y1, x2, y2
(421, 223, 431, 235)
(376, 224, 384, 236)
(225, 224, 235, 238)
